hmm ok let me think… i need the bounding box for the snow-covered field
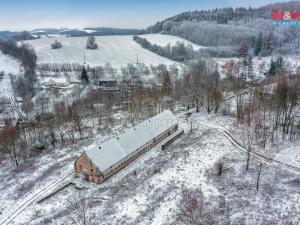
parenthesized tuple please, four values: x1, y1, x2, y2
(140, 34, 206, 50)
(0, 111, 299, 225)
(25, 35, 179, 67)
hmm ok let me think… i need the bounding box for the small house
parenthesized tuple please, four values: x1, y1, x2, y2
(75, 110, 178, 183)
(98, 79, 118, 88)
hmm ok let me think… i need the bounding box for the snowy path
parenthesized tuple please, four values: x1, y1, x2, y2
(0, 52, 25, 122)
(193, 119, 300, 174)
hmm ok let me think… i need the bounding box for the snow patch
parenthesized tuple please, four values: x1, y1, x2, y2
(275, 146, 300, 168)
(140, 34, 206, 50)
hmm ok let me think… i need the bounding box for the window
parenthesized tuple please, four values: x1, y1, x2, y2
(79, 165, 82, 171)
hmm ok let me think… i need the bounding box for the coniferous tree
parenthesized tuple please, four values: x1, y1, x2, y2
(275, 56, 284, 75)
(162, 71, 172, 96)
(81, 66, 89, 84)
(238, 39, 249, 57)
(268, 59, 276, 77)
(263, 32, 274, 56)
(254, 32, 262, 56)
(247, 55, 254, 79)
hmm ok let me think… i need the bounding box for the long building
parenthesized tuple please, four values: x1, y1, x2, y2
(75, 110, 178, 183)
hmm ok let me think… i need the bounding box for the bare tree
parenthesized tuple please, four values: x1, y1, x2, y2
(0, 123, 20, 167)
(35, 93, 49, 116)
(73, 113, 85, 138)
(68, 191, 92, 225)
(177, 190, 214, 225)
(66, 123, 76, 143)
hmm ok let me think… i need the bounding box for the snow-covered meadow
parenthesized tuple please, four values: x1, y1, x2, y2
(25, 35, 180, 67)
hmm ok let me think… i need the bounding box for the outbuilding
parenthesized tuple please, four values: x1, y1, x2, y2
(75, 110, 178, 183)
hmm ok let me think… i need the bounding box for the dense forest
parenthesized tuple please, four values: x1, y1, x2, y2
(142, 1, 300, 56)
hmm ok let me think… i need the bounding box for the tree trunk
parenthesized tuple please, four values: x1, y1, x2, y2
(256, 163, 262, 191)
(246, 150, 250, 171)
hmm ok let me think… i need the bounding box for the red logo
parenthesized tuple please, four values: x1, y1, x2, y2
(272, 10, 300, 20)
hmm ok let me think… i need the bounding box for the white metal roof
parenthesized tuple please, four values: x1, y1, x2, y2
(85, 110, 177, 172)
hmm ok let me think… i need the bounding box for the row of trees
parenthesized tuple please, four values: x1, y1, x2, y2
(0, 39, 37, 70)
(38, 61, 177, 77)
(0, 64, 176, 167)
(243, 75, 299, 147)
(135, 33, 281, 60)
(133, 36, 195, 62)
(174, 58, 299, 146)
(0, 40, 38, 105)
(0, 95, 99, 167)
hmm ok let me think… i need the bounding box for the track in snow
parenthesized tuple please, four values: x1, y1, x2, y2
(194, 120, 300, 173)
(10, 96, 27, 121)
(1, 170, 75, 225)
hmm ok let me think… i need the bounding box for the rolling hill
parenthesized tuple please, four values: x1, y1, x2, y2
(143, 1, 300, 56)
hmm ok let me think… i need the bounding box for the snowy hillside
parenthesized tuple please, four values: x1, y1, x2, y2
(215, 56, 300, 80)
(140, 34, 206, 50)
(0, 111, 299, 225)
(25, 35, 179, 67)
(0, 51, 21, 75)
(0, 52, 22, 98)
